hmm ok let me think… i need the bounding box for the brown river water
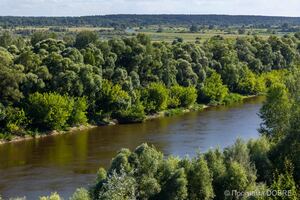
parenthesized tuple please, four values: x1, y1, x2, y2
(0, 96, 265, 199)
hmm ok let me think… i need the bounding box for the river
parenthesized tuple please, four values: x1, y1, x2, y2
(0, 96, 265, 199)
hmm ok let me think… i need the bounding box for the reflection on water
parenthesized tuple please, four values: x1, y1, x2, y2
(0, 96, 265, 199)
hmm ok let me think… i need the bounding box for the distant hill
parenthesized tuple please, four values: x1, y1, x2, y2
(1, 14, 300, 27)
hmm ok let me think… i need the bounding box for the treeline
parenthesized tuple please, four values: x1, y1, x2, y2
(2, 15, 300, 28)
(0, 30, 299, 139)
(35, 68, 300, 200)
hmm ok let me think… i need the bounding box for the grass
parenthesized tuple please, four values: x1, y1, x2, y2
(2, 25, 288, 43)
(137, 31, 271, 43)
(165, 104, 205, 117)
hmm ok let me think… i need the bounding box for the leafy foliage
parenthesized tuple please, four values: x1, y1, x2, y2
(199, 71, 229, 104)
(27, 92, 74, 130)
(0, 31, 299, 138)
(141, 83, 169, 113)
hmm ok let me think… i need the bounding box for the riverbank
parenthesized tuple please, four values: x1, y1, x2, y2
(0, 95, 257, 145)
(0, 107, 205, 145)
(0, 124, 97, 145)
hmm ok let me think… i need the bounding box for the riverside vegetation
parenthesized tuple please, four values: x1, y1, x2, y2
(4, 69, 300, 200)
(1, 30, 299, 141)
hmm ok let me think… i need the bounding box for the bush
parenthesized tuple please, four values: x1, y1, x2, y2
(169, 85, 197, 108)
(237, 68, 258, 95)
(165, 108, 185, 117)
(74, 31, 98, 49)
(97, 169, 137, 200)
(68, 97, 88, 126)
(270, 161, 299, 200)
(27, 92, 74, 130)
(116, 102, 146, 123)
(141, 83, 169, 113)
(39, 192, 61, 200)
(223, 93, 243, 105)
(199, 71, 229, 104)
(70, 188, 91, 200)
(237, 68, 266, 95)
(0, 106, 28, 136)
(168, 85, 182, 108)
(97, 80, 131, 117)
(180, 86, 198, 108)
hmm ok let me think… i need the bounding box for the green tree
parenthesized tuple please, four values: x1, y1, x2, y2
(259, 84, 292, 140)
(39, 192, 61, 200)
(0, 49, 25, 104)
(98, 80, 131, 114)
(269, 161, 299, 200)
(70, 188, 91, 200)
(141, 83, 169, 113)
(27, 92, 74, 130)
(237, 68, 260, 95)
(204, 149, 227, 200)
(176, 59, 198, 87)
(186, 155, 214, 200)
(116, 102, 146, 124)
(68, 97, 88, 126)
(169, 85, 197, 108)
(31, 31, 57, 46)
(190, 25, 199, 33)
(0, 106, 28, 136)
(97, 169, 136, 200)
(0, 31, 13, 48)
(247, 137, 273, 183)
(199, 71, 229, 103)
(74, 31, 98, 49)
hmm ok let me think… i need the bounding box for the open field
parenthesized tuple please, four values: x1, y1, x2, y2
(138, 31, 269, 42)
(1, 25, 290, 43)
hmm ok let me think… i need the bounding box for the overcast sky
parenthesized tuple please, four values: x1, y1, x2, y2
(0, 0, 300, 17)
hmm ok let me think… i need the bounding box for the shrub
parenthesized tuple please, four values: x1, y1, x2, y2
(70, 188, 91, 200)
(0, 106, 28, 136)
(237, 68, 266, 95)
(27, 92, 74, 130)
(180, 86, 197, 108)
(141, 83, 169, 113)
(39, 192, 61, 200)
(168, 85, 182, 108)
(116, 102, 146, 123)
(97, 169, 137, 200)
(68, 97, 88, 126)
(223, 93, 243, 105)
(199, 71, 229, 104)
(97, 80, 131, 116)
(270, 161, 299, 200)
(169, 85, 197, 108)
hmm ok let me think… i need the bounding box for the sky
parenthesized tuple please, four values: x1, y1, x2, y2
(0, 0, 300, 17)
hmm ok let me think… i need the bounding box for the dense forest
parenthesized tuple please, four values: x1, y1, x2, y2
(2, 15, 300, 28)
(38, 70, 300, 199)
(1, 30, 300, 140)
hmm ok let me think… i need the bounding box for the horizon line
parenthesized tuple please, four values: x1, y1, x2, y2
(1, 14, 300, 18)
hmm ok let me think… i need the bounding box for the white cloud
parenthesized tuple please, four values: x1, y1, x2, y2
(0, 0, 299, 17)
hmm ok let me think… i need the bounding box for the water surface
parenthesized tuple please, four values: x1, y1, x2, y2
(0, 96, 265, 199)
